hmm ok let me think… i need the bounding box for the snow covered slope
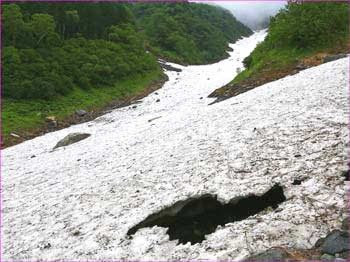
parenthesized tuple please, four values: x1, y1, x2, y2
(2, 30, 348, 260)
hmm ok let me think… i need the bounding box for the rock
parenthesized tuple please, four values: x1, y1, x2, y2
(342, 170, 349, 181)
(315, 237, 326, 248)
(30, 155, 36, 158)
(341, 218, 348, 231)
(337, 250, 349, 259)
(45, 116, 57, 129)
(323, 54, 347, 63)
(245, 248, 290, 260)
(158, 62, 182, 72)
(47, 120, 57, 129)
(200, 97, 203, 100)
(132, 105, 137, 109)
(72, 229, 80, 236)
(156, 99, 160, 103)
(75, 109, 87, 117)
(322, 230, 349, 255)
(296, 64, 307, 70)
(53, 133, 91, 149)
(10, 133, 20, 138)
(321, 254, 336, 260)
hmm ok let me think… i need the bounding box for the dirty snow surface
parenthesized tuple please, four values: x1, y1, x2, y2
(2, 30, 349, 260)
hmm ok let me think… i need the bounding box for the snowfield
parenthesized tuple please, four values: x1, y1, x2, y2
(2, 30, 349, 260)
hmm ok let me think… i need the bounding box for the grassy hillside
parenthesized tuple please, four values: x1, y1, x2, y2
(211, 2, 349, 100)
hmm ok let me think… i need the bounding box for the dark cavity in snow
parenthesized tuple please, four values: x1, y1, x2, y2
(292, 178, 305, 185)
(127, 184, 286, 244)
(342, 170, 349, 181)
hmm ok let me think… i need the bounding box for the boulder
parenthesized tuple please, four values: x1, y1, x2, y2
(53, 133, 91, 149)
(323, 54, 347, 63)
(75, 109, 87, 117)
(46, 116, 57, 129)
(47, 120, 57, 129)
(322, 230, 349, 255)
(245, 248, 290, 261)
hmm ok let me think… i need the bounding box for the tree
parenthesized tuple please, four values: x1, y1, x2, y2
(29, 13, 57, 47)
(3, 4, 24, 47)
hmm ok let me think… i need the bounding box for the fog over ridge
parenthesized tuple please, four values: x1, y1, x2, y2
(202, 1, 287, 30)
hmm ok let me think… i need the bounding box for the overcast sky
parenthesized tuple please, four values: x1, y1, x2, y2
(204, 1, 287, 30)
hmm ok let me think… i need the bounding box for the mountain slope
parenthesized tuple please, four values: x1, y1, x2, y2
(131, 2, 253, 64)
(2, 1, 251, 146)
(210, 1, 349, 100)
(2, 31, 348, 260)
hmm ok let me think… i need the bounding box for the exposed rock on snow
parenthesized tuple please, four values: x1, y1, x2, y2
(158, 60, 182, 72)
(2, 30, 349, 260)
(245, 247, 290, 260)
(75, 109, 88, 117)
(53, 133, 91, 149)
(323, 54, 348, 63)
(321, 230, 349, 255)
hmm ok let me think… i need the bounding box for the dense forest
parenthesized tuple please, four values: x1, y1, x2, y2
(235, 1, 349, 84)
(2, 2, 158, 100)
(132, 3, 252, 64)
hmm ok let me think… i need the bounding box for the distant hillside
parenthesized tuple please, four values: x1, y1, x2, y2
(235, 1, 348, 87)
(131, 2, 253, 64)
(210, 1, 349, 101)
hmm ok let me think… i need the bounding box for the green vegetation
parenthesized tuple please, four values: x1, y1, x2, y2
(233, 1, 349, 85)
(2, 2, 158, 100)
(2, 69, 163, 138)
(2, 2, 252, 146)
(132, 2, 252, 64)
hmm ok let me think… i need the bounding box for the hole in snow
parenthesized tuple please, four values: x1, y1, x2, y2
(292, 178, 306, 185)
(343, 170, 349, 181)
(127, 184, 286, 245)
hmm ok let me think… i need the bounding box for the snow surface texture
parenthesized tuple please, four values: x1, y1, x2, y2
(2, 30, 349, 260)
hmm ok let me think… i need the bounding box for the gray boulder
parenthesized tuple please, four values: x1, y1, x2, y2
(47, 120, 57, 129)
(54, 133, 91, 149)
(245, 248, 289, 261)
(322, 230, 349, 255)
(323, 54, 347, 63)
(75, 109, 87, 117)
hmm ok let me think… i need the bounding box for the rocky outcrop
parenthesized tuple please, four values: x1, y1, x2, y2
(75, 109, 87, 117)
(158, 61, 182, 72)
(323, 54, 348, 63)
(53, 133, 90, 149)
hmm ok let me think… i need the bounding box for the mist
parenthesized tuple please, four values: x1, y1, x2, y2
(209, 1, 287, 30)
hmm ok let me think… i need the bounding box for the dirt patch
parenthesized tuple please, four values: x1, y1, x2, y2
(3, 73, 168, 149)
